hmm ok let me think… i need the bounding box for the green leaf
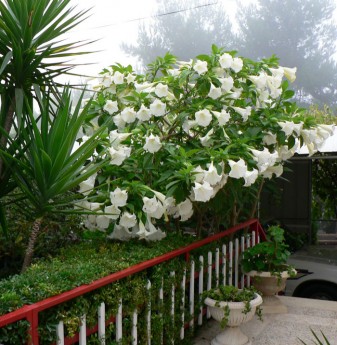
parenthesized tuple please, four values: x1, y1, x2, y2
(0, 50, 12, 74)
(0, 204, 8, 236)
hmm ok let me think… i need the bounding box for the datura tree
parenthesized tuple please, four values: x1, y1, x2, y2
(73, 46, 334, 241)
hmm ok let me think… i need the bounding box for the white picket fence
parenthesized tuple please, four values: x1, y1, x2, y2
(55, 231, 258, 345)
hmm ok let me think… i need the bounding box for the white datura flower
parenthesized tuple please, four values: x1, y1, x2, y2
(100, 73, 112, 87)
(164, 196, 177, 216)
(78, 173, 97, 195)
(195, 109, 212, 127)
(316, 124, 335, 140)
(232, 106, 251, 122)
(136, 220, 147, 240)
(301, 129, 324, 150)
(96, 215, 111, 230)
(134, 82, 155, 93)
(142, 196, 165, 219)
(103, 84, 117, 95)
(204, 161, 222, 186)
(262, 164, 284, 179)
(219, 76, 234, 93)
(109, 130, 131, 148)
(244, 169, 259, 187)
(249, 72, 267, 90)
(112, 114, 126, 129)
(113, 71, 125, 84)
(155, 83, 169, 98)
(228, 87, 242, 99)
(108, 224, 132, 241)
(183, 120, 197, 133)
(228, 159, 247, 179)
(269, 67, 284, 79)
(192, 165, 205, 183)
(150, 99, 166, 117)
(200, 128, 214, 147)
(214, 109, 230, 126)
(219, 53, 233, 69)
(108, 145, 131, 166)
(167, 68, 180, 76)
(103, 100, 118, 115)
(110, 187, 128, 207)
(176, 198, 194, 221)
(208, 84, 222, 99)
(125, 73, 136, 84)
(231, 57, 243, 73)
(277, 141, 299, 161)
(266, 74, 282, 90)
(278, 121, 303, 137)
(144, 216, 166, 241)
(104, 204, 121, 220)
(121, 107, 137, 124)
(193, 59, 208, 75)
(212, 67, 225, 77)
(136, 104, 151, 122)
(281, 66, 297, 83)
(263, 132, 277, 146)
(119, 212, 137, 228)
(193, 181, 214, 202)
(143, 134, 162, 153)
(251, 148, 278, 173)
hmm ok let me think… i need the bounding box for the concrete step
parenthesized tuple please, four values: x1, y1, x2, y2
(193, 296, 337, 344)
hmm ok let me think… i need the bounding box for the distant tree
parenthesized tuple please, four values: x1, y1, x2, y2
(121, 0, 236, 67)
(124, 0, 337, 106)
(312, 157, 337, 220)
(236, 0, 337, 106)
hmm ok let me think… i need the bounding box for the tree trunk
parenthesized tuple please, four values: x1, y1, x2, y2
(249, 180, 265, 220)
(0, 101, 15, 180)
(21, 217, 43, 273)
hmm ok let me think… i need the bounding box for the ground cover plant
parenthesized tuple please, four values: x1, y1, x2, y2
(0, 230, 225, 344)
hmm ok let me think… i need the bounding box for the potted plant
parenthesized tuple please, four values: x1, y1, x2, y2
(203, 285, 262, 345)
(240, 225, 296, 312)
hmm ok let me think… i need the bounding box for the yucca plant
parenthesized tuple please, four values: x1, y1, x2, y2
(299, 329, 331, 345)
(0, 0, 93, 232)
(0, 87, 108, 272)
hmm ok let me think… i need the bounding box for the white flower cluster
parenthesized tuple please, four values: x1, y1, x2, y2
(79, 49, 334, 241)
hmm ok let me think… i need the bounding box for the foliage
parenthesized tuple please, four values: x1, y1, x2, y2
(240, 225, 296, 275)
(0, 205, 83, 279)
(312, 157, 337, 221)
(0, 0, 93, 233)
(0, 87, 108, 271)
(121, 0, 235, 67)
(305, 105, 337, 125)
(123, 0, 337, 106)
(79, 45, 333, 241)
(202, 285, 262, 328)
(299, 329, 331, 345)
(0, 231, 226, 344)
(237, 0, 337, 106)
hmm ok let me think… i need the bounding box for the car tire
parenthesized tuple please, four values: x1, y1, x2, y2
(298, 283, 337, 301)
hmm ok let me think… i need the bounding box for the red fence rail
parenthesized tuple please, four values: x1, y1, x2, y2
(0, 218, 266, 344)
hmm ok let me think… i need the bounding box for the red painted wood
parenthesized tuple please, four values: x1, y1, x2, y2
(0, 218, 262, 344)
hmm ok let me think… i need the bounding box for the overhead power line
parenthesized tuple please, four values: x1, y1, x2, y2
(94, 1, 218, 29)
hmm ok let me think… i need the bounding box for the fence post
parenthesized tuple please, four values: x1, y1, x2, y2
(27, 310, 39, 345)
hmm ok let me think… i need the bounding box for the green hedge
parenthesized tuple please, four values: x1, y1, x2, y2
(0, 232, 229, 344)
